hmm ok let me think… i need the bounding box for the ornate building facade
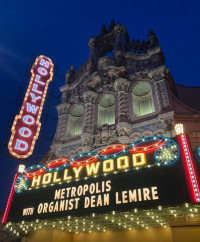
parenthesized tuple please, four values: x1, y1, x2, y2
(49, 22, 200, 162)
(4, 22, 200, 242)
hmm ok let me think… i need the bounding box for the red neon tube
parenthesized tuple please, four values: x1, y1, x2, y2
(2, 173, 18, 224)
(177, 134, 200, 203)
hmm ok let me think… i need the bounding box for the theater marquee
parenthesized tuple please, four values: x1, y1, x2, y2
(3, 135, 200, 223)
(8, 55, 54, 159)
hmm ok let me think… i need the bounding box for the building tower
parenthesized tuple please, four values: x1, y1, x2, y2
(49, 21, 200, 162)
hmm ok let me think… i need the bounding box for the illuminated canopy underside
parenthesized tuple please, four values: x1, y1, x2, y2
(5, 204, 200, 237)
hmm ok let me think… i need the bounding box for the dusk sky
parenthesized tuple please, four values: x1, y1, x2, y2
(0, 0, 200, 209)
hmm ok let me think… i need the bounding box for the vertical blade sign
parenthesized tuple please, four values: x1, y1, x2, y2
(8, 55, 54, 159)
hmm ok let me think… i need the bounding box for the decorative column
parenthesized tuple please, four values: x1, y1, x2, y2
(55, 103, 70, 142)
(114, 25, 127, 66)
(87, 37, 97, 74)
(114, 78, 131, 143)
(152, 71, 170, 111)
(155, 80, 170, 110)
(82, 91, 98, 151)
(51, 103, 70, 157)
(65, 66, 75, 85)
(151, 68, 170, 111)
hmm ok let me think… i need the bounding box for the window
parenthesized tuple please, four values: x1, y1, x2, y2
(67, 115, 83, 137)
(66, 105, 84, 137)
(98, 94, 115, 127)
(132, 82, 154, 117)
(98, 105, 115, 126)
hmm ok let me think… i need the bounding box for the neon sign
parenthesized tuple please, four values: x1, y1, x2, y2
(8, 55, 54, 159)
(3, 136, 200, 226)
(14, 136, 179, 191)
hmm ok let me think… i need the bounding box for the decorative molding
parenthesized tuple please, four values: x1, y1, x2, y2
(114, 78, 130, 92)
(56, 103, 70, 115)
(130, 132, 142, 142)
(95, 124, 117, 145)
(81, 133, 94, 147)
(105, 66, 127, 79)
(156, 80, 170, 110)
(148, 66, 166, 82)
(116, 122, 132, 137)
(98, 57, 114, 71)
(83, 91, 98, 104)
(85, 72, 102, 89)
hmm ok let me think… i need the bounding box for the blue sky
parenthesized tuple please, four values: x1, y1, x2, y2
(0, 0, 200, 209)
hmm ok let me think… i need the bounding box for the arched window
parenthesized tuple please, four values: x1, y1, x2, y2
(132, 82, 154, 117)
(67, 105, 84, 137)
(98, 94, 115, 127)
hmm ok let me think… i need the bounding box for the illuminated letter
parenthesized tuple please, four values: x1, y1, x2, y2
(132, 153, 146, 167)
(72, 166, 83, 179)
(71, 187, 77, 197)
(31, 175, 41, 187)
(90, 195, 95, 207)
(42, 203, 48, 213)
(143, 188, 151, 200)
(54, 189, 61, 200)
(86, 162, 100, 176)
(106, 180, 111, 192)
(26, 103, 39, 114)
(138, 189, 142, 201)
(116, 192, 121, 204)
(19, 127, 32, 138)
(103, 159, 114, 173)
(89, 183, 95, 194)
(59, 200, 65, 211)
(53, 201, 59, 212)
(49, 202, 54, 212)
(63, 169, 72, 181)
(40, 58, 50, 68)
(122, 191, 128, 203)
(60, 189, 65, 199)
(42, 173, 52, 185)
(34, 75, 45, 86)
(37, 204, 43, 214)
(77, 186, 83, 196)
(117, 156, 129, 170)
(83, 184, 89, 195)
(75, 198, 80, 209)
(151, 186, 159, 200)
(96, 195, 102, 206)
(53, 171, 61, 183)
(84, 197, 90, 208)
(23, 115, 35, 125)
(65, 200, 69, 210)
(38, 67, 48, 76)
(66, 187, 71, 197)
(129, 190, 137, 202)
(104, 193, 110, 206)
(30, 92, 41, 103)
(14, 139, 28, 151)
(32, 83, 42, 94)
